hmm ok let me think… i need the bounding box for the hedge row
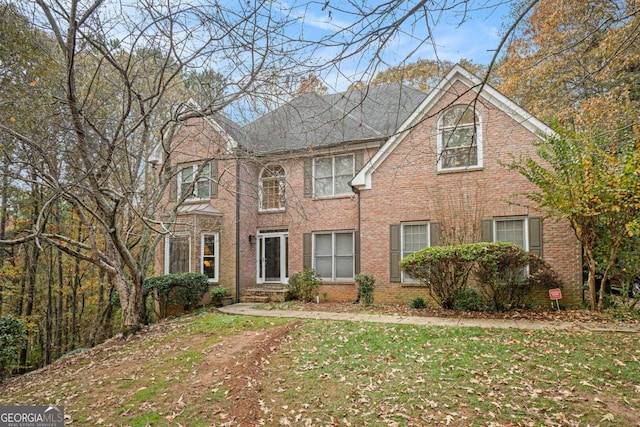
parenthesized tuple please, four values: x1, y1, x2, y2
(400, 242, 563, 311)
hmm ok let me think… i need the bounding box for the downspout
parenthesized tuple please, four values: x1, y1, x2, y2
(235, 159, 241, 303)
(351, 184, 361, 275)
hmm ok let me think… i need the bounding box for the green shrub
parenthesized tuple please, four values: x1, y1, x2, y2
(288, 268, 322, 302)
(0, 315, 26, 382)
(452, 289, 487, 311)
(528, 254, 564, 290)
(355, 272, 376, 306)
(210, 286, 231, 299)
(143, 273, 210, 320)
(474, 242, 531, 311)
(474, 243, 563, 311)
(210, 286, 232, 306)
(400, 244, 479, 309)
(409, 296, 427, 309)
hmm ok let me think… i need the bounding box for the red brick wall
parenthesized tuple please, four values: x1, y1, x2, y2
(356, 82, 582, 306)
(157, 87, 583, 308)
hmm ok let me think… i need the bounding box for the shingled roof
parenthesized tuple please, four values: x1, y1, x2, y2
(241, 83, 427, 155)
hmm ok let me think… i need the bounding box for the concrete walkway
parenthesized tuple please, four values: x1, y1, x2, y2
(218, 303, 639, 333)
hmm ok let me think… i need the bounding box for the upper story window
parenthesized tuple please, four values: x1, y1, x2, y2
(259, 165, 286, 211)
(437, 105, 482, 171)
(180, 162, 211, 200)
(313, 154, 354, 197)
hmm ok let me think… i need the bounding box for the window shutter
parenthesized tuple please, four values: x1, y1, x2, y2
(354, 231, 361, 275)
(528, 217, 543, 257)
(481, 219, 493, 242)
(303, 233, 312, 269)
(354, 151, 364, 172)
(209, 160, 218, 199)
(168, 166, 177, 202)
(430, 222, 441, 246)
(303, 159, 313, 198)
(389, 224, 401, 282)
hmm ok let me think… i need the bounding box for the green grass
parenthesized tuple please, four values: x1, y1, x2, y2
(262, 321, 640, 426)
(2, 311, 638, 426)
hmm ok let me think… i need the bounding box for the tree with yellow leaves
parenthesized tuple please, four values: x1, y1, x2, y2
(509, 124, 640, 310)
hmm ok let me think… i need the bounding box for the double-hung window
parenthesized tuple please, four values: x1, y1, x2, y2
(438, 105, 482, 170)
(313, 154, 354, 197)
(494, 218, 527, 250)
(180, 163, 211, 199)
(165, 234, 190, 274)
(402, 222, 430, 282)
(313, 231, 354, 281)
(201, 233, 219, 282)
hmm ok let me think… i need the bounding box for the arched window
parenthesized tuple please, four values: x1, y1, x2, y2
(437, 105, 482, 170)
(259, 165, 286, 211)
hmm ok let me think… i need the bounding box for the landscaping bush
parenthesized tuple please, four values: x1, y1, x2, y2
(401, 242, 564, 311)
(528, 254, 564, 291)
(452, 289, 487, 312)
(0, 315, 26, 382)
(400, 244, 478, 309)
(409, 296, 427, 309)
(474, 243, 563, 311)
(474, 242, 531, 311)
(288, 268, 322, 302)
(355, 272, 376, 306)
(143, 273, 210, 320)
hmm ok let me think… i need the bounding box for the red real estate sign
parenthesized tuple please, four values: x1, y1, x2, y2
(549, 288, 562, 300)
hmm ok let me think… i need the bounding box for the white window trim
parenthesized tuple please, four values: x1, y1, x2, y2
(258, 165, 286, 212)
(493, 217, 529, 250)
(401, 221, 431, 283)
(312, 154, 355, 198)
(312, 231, 355, 281)
(436, 106, 483, 171)
(201, 233, 219, 283)
(178, 163, 210, 200)
(164, 233, 191, 275)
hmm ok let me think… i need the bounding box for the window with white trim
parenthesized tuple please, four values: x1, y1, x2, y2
(201, 233, 219, 282)
(402, 222, 430, 282)
(493, 218, 530, 277)
(259, 165, 286, 211)
(313, 154, 354, 197)
(437, 105, 482, 170)
(179, 163, 210, 199)
(494, 218, 527, 249)
(313, 231, 354, 281)
(165, 234, 190, 274)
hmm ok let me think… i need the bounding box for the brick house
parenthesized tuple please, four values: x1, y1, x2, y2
(153, 65, 583, 307)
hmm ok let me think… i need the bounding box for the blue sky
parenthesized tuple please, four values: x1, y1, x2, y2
(286, 0, 513, 91)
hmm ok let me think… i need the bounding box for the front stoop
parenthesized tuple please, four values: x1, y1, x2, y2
(240, 287, 289, 303)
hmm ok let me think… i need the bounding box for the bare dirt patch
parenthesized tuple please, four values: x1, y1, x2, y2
(0, 313, 299, 426)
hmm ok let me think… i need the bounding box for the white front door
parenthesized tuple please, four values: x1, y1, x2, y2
(257, 232, 288, 284)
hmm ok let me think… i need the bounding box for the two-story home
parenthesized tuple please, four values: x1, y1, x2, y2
(153, 65, 583, 306)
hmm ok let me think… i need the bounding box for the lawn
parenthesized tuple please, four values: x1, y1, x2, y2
(1, 309, 638, 426)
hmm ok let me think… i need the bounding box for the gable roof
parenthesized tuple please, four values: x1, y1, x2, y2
(148, 100, 245, 165)
(241, 83, 427, 154)
(350, 64, 555, 190)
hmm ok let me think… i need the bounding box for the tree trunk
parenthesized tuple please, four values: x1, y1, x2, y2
(584, 247, 598, 311)
(113, 271, 142, 337)
(0, 169, 8, 315)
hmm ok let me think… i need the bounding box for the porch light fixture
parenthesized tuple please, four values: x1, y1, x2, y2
(248, 234, 256, 244)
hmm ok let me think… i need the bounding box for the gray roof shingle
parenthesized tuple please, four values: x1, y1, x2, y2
(241, 84, 427, 154)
